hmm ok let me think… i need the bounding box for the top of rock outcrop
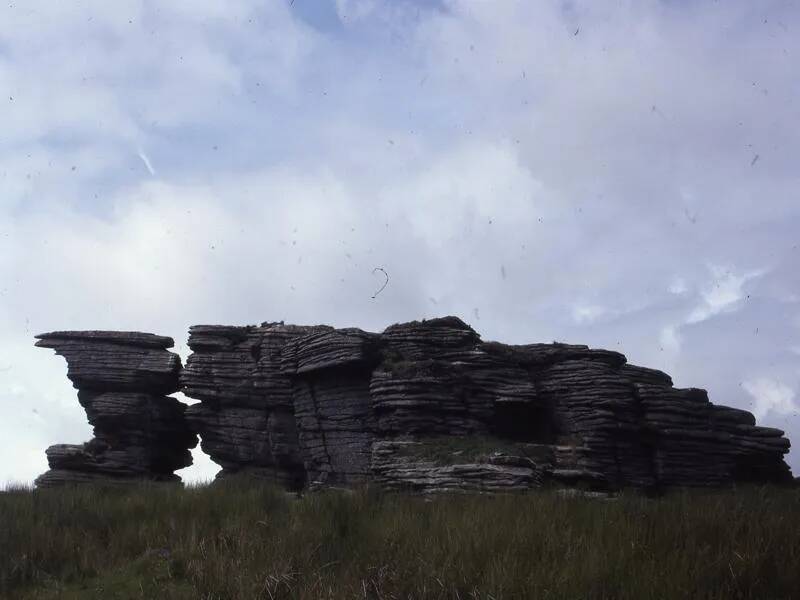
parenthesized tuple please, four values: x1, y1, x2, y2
(36, 330, 175, 349)
(35, 330, 181, 394)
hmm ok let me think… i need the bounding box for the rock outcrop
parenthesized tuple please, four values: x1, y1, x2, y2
(34, 331, 197, 487)
(34, 318, 792, 491)
(181, 316, 792, 493)
(179, 323, 331, 489)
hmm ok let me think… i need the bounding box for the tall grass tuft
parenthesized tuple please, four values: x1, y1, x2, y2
(1, 480, 798, 599)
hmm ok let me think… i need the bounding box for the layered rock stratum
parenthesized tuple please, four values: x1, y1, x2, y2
(34, 331, 197, 487)
(36, 317, 793, 492)
(180, 316, 792, 492)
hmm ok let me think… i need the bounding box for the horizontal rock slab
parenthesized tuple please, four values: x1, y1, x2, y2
(281, 328, 382, 375)
(371, 440, 544, 494)
(35, 469, 181, 488)
(35, 443, 184, 487)
(35, 331, 181, 394)
(36, 330, 175, 349)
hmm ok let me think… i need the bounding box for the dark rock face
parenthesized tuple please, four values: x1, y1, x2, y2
(34, 331, 197, 487)
(180, 323, 329, 489)
(180, 323, 382, 489)
(181, 316, 792, 493)
(33, 318, 791, 492)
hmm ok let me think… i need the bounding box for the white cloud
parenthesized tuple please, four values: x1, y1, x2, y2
(2, 0, 800, 484)
(572, 305, 607, 325)
(178, 445, 221, 483)
(686, 265, 764, 325)
(659, 325, 681, 356)
(743, 379, 799, 420)
(668, 277, 688, 295)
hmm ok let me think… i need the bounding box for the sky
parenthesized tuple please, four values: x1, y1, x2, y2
(1, 0, 798, 484)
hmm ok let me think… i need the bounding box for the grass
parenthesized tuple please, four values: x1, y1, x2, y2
(377, 349, 459, 380)
(392, 435, 531, 465)
(1, 480, 799, 599)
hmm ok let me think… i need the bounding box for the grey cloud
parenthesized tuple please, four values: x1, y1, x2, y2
(1, 0, 798, 482)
